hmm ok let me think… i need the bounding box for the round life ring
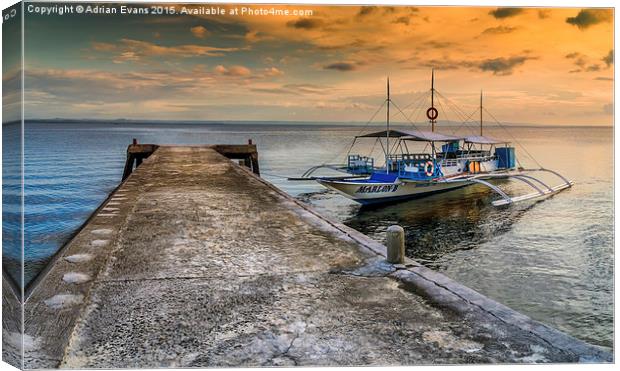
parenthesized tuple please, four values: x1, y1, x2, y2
(424, 161, 434, 177)
(426, 107, 438, 121)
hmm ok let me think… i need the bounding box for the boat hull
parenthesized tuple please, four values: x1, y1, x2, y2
(317, 178, 472, 205)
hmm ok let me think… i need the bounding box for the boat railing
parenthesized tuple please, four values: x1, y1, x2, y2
(396, 158, 436, 180)
(440, 159, 459, 167)
(459, 155, 497, 162)
(347, 155, 374, 174)
(439, 154, 496, 168)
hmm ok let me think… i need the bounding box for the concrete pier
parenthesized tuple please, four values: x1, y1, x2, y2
(8, 144, 611, 368)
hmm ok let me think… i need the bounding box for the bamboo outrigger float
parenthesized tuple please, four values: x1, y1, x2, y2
(295, 71, 573, 206)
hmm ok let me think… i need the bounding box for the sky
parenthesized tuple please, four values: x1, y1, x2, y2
(3, 3, 615, 125)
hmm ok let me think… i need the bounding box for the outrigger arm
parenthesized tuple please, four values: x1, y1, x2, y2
(447, 169, 574, 206)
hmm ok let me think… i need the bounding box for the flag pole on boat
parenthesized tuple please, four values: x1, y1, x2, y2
(386, 77, 390, 174)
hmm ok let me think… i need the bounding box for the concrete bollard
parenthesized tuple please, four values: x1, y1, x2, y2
(386, 225, 405, 264)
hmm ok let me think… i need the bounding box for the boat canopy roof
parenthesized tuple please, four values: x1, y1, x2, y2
(464, 135, 509, 145)
(357, 129, 462, 142)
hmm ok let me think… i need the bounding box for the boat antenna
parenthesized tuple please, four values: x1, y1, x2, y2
(386, 77, 390, 173)
(480, 90, 483, 136)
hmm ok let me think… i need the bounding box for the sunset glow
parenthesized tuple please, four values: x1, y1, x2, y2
(8, 4, 615, 125)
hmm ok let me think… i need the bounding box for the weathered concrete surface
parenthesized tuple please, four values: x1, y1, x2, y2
(22, 146, 611, 368)
(2, 272, 23, 369)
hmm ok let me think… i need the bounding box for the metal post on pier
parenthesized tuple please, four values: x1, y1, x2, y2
(386, 225, 405, 264)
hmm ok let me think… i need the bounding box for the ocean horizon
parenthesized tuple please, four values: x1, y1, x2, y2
(2, 119, 614, 128)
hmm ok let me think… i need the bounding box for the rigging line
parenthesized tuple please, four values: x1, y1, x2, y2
(434, 91, 464, 120)
(483, 107, 543, 168)
(434, 94, 451, 129)
(390, 100, 422, 131)
(408, 89, 431, 124)
(435, 92, 485, 137)
(449, 108, 479, 136)
(405, 90, 430, 119)
(435, 90, 473, 121)
(368, 137, 380, 158)
(345, 137, 357, 158)
(389, 137, 401, 155)
(434, 92, 472, 136)
(410, 96, 429, 131)
(324, 100, 387, 164)
(484, 107, 541, 168)
(393, 99, 422, 128)
(433, 91, 481, 136)
(437, 95, 479, 137)
(436, 94, 475, 131)
(436, 95, 478, 143)
(401, 90, 428, 112)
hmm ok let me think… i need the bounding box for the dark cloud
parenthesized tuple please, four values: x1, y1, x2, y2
(323, 62, 357, 72)
(602, 50, 613, 67)
(286, 17, 324, 30)
(489, 8, 524, 19)
(383, 7, 397, 14)
(417, 59, 460, 70)
(566, 52, 608, 73)
(566, 9, 612, 29)
(595, 77, 613, 81)
(250, 87, 295, 95)
(478, 56, 535, 75)
(565, 52, 588, 71)
(424, 40, 453, 49)
(403, 54, 536, 75)
(481, 25, 518, 35)
(357, 6, 377, 17)
(538, 10, 551, 19)
(393, 16, 410, 25)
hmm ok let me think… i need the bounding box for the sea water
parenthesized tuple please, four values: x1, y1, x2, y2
(1, 121, 613, 349)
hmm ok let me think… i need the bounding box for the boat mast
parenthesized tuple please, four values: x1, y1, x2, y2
(480, 90, 484, 150)
(480, 90, 483, 136)
(431, 69, 435, 132)
(386, 77, 390, 173)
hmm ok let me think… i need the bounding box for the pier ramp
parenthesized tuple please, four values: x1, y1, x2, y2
(18, 145, 611, 368)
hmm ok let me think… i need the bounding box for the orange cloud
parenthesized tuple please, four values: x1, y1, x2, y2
(214, 65, 251, 76)
(190, 25, 209, 38)
(90, 38, 243, 64)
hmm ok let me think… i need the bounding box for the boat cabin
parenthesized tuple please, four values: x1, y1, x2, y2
(347, 129, 516, 180)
